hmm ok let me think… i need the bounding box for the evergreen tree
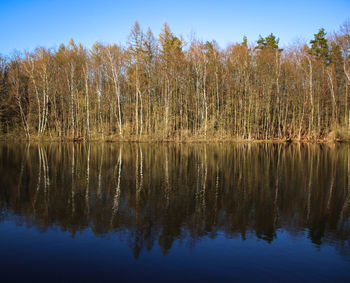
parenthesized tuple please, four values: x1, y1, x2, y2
(256, 33, 281, 51)
(242, 35, 248, 48)
(309, 28, 329, 64)
(329, 41, 344, 81)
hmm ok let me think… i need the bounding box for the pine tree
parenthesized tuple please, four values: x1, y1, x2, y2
(256, 33, 281, 51)
(309, 28, 329, 64)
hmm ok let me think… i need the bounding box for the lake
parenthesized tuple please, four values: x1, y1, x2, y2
(0, 142, 349, 281)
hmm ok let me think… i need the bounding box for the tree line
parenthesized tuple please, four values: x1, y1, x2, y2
(0, 21, 350, 141)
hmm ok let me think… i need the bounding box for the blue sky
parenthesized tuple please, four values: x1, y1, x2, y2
(0, 0, 349, 55)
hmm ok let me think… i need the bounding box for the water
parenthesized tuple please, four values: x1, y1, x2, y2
(0, 142, 349, 282)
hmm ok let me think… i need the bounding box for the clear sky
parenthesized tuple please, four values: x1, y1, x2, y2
(0, 0, 349, 55)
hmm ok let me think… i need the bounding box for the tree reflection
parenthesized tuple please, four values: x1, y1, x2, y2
(0, 142, 350, 258)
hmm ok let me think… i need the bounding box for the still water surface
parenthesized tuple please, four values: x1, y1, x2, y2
(0, 142, 349, 281)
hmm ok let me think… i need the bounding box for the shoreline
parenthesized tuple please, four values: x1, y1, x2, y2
(0, 135, 347, 144)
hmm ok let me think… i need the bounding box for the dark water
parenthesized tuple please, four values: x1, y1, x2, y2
(0, 142, 349, 282)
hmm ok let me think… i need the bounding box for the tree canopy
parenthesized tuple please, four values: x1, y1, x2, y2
(309, 28, 329, 64)
(256, 33, 282, 51)
(0, 21, 349, 141)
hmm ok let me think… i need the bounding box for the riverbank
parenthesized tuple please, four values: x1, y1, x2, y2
(0, 132, 347, 144)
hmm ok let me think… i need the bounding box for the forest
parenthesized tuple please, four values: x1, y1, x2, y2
(0, 21, 350, 141)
